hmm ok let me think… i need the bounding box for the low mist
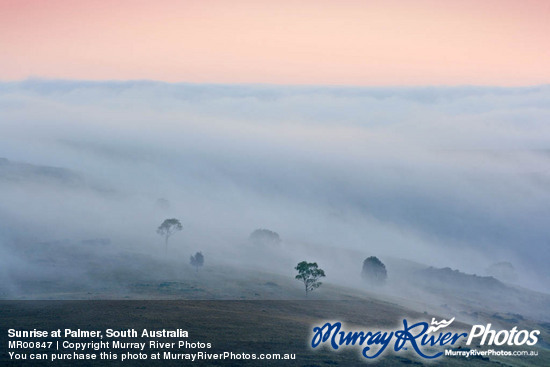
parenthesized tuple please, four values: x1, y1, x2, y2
(1, 80, 550, 303)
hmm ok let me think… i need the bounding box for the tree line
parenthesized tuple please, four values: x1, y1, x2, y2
(156, 218, 388, 295)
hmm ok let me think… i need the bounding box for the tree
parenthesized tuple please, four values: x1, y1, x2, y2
(486, 261, 518, 283)
(190, 252, 204, 272)
(156, 198, 170, 210)
(295, 261, 325, 296)
(156, 218, 182, 254)
(249, 229, 281, 246)
(361, 256, 387, 285)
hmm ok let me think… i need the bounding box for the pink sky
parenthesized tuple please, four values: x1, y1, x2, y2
(1, 0, 549, 85)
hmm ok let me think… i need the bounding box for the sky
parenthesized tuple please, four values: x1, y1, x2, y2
(0, 0, 549, 85)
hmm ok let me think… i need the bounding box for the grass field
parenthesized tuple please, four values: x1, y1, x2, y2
(2, 241, 550, 366)
(1, 298, 549, 366)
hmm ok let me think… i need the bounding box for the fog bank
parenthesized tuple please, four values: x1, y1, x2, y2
(1, 80, 550, 294)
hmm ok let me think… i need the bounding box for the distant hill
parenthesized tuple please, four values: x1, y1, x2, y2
(416, 266, 507, 292)
(388, 262, 550, 323)
(0, 157, 111, 193)
(0, 157, 82, 185)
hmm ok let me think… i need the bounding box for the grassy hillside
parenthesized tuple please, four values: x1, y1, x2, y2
(1, 300, 549, 367)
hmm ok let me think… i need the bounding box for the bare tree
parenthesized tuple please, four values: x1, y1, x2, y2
(156, 218, 182, 254)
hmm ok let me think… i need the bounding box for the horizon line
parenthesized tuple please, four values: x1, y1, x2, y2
(1, 78, 550, 90)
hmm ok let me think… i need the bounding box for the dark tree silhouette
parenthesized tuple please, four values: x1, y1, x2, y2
(295, 261, 325, 296)
(249, 229, 281, 246)
(190, 252, 204, 272)
(156, 218, 182, 254)
(361, 256, 387, 285)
